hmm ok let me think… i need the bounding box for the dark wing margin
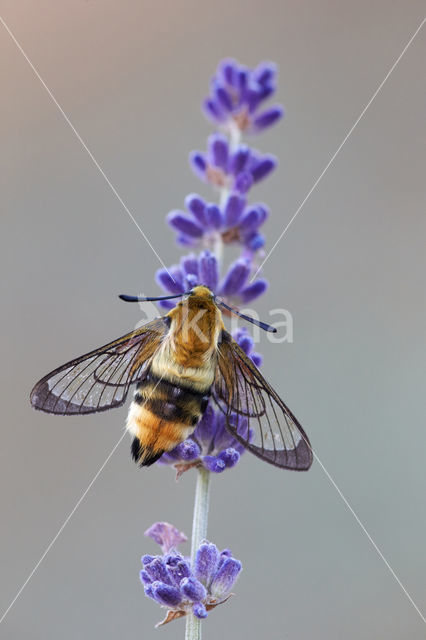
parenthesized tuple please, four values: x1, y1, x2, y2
(214, 330, 313, 471)
(30, 318, 168, 415)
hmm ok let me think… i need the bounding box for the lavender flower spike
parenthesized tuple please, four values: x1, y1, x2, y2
(142, 58, 285, 638)
(141, 523, 242, 627)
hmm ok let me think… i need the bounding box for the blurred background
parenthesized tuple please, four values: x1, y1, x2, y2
(1, 1, 425, 638)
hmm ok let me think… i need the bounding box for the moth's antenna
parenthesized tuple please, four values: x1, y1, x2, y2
(217, 299, 277, 333)
(119, 292, 189, 302)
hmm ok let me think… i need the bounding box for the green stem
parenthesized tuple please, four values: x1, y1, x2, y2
(185, 466, 211, 640)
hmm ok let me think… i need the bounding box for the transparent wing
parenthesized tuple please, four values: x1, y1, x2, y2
(214, 331, 313, 470)
(30, 318, 168, 415)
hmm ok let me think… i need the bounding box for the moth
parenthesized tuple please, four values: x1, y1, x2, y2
(30, 285, 312, 470)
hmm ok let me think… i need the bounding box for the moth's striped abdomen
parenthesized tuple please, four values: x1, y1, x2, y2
(126, 370, 211, 466)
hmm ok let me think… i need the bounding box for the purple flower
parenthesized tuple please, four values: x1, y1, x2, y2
(202, 58, 284, 135)
(166, 192, 270, 254)
(210, 557, 243, 600)
(194, 542, 220, 585)
(219, 258, 250, 295)
(167, 210, 204, 239)
(189, 138, 277, 194)
(141, 523, 242, 626)
(232, 326, 263, 367)
(150, 582, 182, 607)
(180, 576, 207, 602)
(218, 258, 268, 306)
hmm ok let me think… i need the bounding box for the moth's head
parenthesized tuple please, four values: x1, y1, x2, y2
(186, 285, 214, 301)
(177, 285, 217, 312)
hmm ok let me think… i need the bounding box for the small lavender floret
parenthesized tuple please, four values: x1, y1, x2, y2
(219, 258, 250, 295)
(156, 268, 183, 295)
(199, 250, 219, 291)
(219, 58, 238, 86)
(229, 145, 250, 174)
(202, 455, 226, 473)
(237, 332, 253, 353)
(193, 602, 208, 619)
(214, 83, 233, 112)
(164, 552, 182, 566)
(246, 232, 265, 251)
(254, 61, 277, 84)
(167, 211, 204, 238)
(251, 155, 277, 182)
(189, 151, 207, 177)
(173, 440, 201, 461)
(232, 327, 263, 367)
(218, 448, 240, 468)
(194, 542, 220, 586)
(234, 171, 253, 194)
(224, 194, 245, 226)
(144, 557, 171, 584)
(217, 549, 232, 570)
(185, 273, 198, 288)
(240, 279, 268, 303)
(180, 253, 198, 278)
(180, 576, 207, 603)
(151, 581, 182, 607)
(140, 569, 152, 585)
(202, 98, 225, 123)
(142, 554, 155, 565)
(208, 133, 229, 170)
(204, 204, 222, 229)
(144, 584, 154, 599)
(239, 207, 261, 231)
(168, 560, 191, 586)
(185, 194, 207, 225)
(252, 105, 284, 132)
(251, 353, 262, 367)
(210, 558, 242, 600)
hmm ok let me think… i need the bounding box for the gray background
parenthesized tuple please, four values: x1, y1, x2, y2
(1, 1, 425, 638)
